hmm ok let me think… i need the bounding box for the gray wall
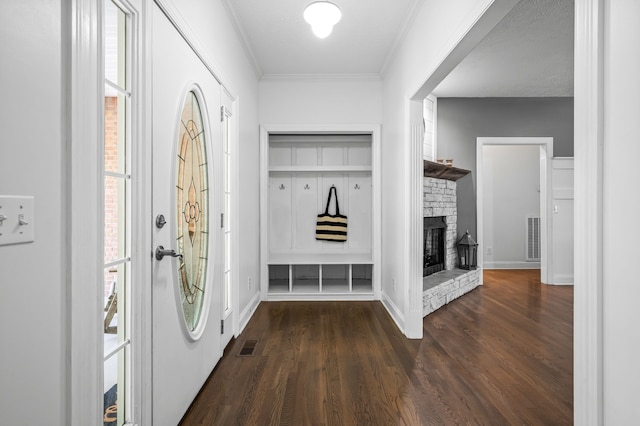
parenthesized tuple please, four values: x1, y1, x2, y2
(436, 97, 574, 240)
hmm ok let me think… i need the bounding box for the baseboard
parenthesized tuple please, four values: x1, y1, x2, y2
(238, 291, 260, 335)
(380, 289, 405, 334)
(483, 261, 541, 270)
(550, 274, 574, 285)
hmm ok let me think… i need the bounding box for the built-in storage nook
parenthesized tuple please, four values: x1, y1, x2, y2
(260, 126, 380, 300)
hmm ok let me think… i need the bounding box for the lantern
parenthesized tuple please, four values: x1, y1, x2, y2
(457, 230, 478, 270)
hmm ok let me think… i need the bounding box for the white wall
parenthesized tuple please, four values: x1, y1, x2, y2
(259, 77, 382, 124)
(168, 0, 261, 323)
(0, 1, 65, 424)
(380, 0, 518, 336)
(602, 0, 640, 422)
(483, 145, 540, 268)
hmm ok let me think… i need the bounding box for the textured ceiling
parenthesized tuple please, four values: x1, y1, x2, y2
(223, 0, 574, 97)
(433, 0, 574, 97)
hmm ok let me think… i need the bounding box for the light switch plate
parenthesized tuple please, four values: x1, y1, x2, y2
(0, 196, 35, 246)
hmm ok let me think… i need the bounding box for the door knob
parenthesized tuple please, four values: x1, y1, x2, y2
(155, 245, 183, 261)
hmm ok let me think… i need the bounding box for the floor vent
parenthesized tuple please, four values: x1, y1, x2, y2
(237, 339, 258, 357)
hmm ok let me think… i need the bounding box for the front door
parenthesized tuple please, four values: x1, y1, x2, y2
(151, 6, 223, 425)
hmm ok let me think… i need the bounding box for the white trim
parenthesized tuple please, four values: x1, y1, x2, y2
(380, 289, 405, 333)
(219, 0, 263, 79)
(476, 137, 553, 286)
(104, 339, 132, 361)
(410, 0, 519, 99)
(153, 0, 237, 96)
(259, 126, 270, 301)
(574, 0, 604, 423)
(550, 274, 574, 285)
(238, 291, 260, 335)
(483, 261, 541, 270)
(379, 0, 425, 76)
(404, 98, 425, 339)
(136, 0, 153, 423)
(261, 73, 381, 81)
(68, 0, 103, 424)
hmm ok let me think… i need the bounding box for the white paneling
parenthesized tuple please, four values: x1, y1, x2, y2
(293, 176, 319, 251)
(347, 175, 372, 252)
(295, 145, 318, 166)
(268, 175, 292, 251)
(347, 145, 372, 166)
(269, 146, 292, 166)
(321, 146, 344, 166)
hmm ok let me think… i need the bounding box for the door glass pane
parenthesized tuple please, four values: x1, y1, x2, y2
(176, 91, 209, 332)
(104, 91, 127, 174)
(103, 352, 119, 424)
(103, 263, 126, 343)
(104, 176, 126, 264)
(104, 0, 126, 88)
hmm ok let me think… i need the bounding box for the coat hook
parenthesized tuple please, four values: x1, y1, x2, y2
(304, 184, 310, 190)
(354, 184, 360, 190)
(279, 184, 285, 190)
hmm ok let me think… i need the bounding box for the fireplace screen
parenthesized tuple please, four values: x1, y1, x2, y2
(424, 216, 447, 277)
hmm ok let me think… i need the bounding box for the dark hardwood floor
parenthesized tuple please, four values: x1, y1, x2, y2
(180, 270, 573, 425)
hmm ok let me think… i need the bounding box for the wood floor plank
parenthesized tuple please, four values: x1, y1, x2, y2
(180, 270, 573, 425)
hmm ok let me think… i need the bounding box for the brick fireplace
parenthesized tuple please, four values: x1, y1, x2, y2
(422, 161, 481, 317)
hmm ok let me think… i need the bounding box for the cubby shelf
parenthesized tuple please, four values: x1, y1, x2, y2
(267, 263, 374, 300)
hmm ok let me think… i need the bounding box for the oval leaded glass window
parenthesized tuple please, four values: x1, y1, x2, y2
(176, 91, 209, 332)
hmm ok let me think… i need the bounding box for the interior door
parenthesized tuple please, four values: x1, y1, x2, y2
(152, 6, 223, 425)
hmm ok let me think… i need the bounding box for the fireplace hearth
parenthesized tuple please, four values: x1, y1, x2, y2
(424, 216, 447, 277)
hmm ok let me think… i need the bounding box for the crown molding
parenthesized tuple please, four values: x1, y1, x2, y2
(379, 0, 424, 77)
(221, 0, 263, 79)
(260, 73, 382, 81)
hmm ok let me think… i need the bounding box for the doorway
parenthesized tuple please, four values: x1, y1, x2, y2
(476, 137, 553, 284)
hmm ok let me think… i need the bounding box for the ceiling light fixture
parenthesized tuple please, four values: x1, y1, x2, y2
(303, 1, 342, 39)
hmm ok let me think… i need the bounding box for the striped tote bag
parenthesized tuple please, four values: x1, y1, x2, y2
(316, 185, 347, 242)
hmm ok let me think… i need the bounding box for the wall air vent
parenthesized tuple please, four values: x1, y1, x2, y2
(526, 216, 541, 261)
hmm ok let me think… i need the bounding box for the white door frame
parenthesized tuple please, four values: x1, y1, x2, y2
(476, 137, 553, 284)
(574, 0, 604, 423)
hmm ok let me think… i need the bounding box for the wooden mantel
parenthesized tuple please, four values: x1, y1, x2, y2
(423, 160, 471, 181)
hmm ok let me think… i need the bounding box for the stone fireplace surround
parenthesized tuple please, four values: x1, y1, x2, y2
(422, 164, 481, 317)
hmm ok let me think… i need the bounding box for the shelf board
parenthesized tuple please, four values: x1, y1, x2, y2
(423, 160, 471, 181)
(269, 165, 372, 173)
(268, 253, 373, 265)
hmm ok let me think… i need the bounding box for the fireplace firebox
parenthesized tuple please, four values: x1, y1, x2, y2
(424, 216, 447, 277)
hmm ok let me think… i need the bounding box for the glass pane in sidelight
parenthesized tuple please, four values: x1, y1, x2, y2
(104, 91, 127, 174)
(103, 263, 127, 344)
(104, 176, 126, 264)
(104, 0, 126, 89)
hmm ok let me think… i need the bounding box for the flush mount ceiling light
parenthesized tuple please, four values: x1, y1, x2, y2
(303, 1, 342, 39)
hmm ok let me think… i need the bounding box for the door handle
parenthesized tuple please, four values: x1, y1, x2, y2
(155, 245, 183, 261)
